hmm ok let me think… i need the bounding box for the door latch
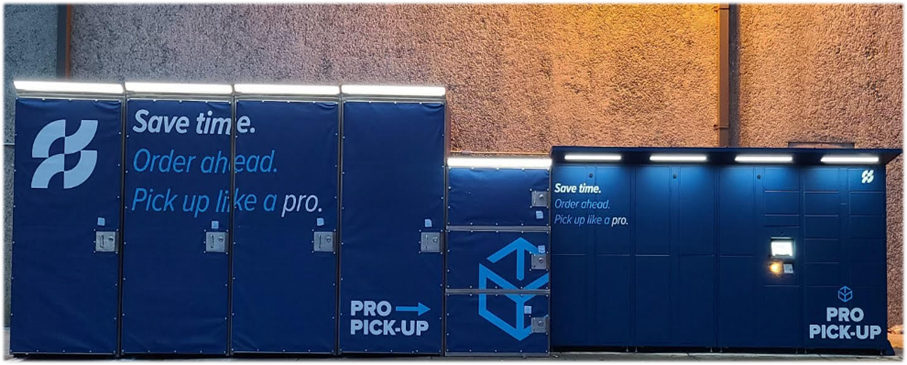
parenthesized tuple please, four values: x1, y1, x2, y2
(420, 232, 442, 253)
(314, 231, 336, 253)
(530, 317, 548, 334)
(95, 231, 117, 253)
(531, 190, 549, 208)
(530, 254, 548, 270)
(205, 232, 226, 253)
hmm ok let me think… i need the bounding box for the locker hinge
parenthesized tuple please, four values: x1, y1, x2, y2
(205, 232, 226, 253)
(530, 317, 548, 334)
(314, 231, 336, 253)
(531, 190, 549, 208)
(420, 232, 442, 253)
(530, 254, 549, 270)
(95, 231, 117, 253)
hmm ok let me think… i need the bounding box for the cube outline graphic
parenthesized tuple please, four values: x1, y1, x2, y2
(838, 286, 853, 303)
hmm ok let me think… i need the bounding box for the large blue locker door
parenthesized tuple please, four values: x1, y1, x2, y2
(675, 166, 716, 347)
(11, 98, 122, 354)
(122, 100, 230, 354)
(446, 293, 549, 354)
(339, 101, 444, 354)
(635, 166, 671, 346)
(231, 101, 338, 353)
(550, 165, 594, 347)
(717, 167, 757, 347)
(592, 166, 633, 346)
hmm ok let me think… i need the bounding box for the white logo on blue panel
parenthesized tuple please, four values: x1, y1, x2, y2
(838, 286, 853, 303)
(31, 119, 98, 189)
(861, 169, 874, 184)
(478, 237, 549, 341)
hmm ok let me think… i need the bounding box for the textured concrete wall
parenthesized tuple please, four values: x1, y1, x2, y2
(3, 4, 59, 327)
(70, 4, 719, 151)
(735, 4, 903, 327)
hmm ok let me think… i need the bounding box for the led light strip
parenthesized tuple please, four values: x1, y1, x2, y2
(735, 155, 794, 163)
(234, 84, 339, 96)
(564, 153, 622, 162)
(14, 80, 124, 94)
(125, 82, 233, 95)
(649, 154, 708, 163)
(447, 157, 551, 169)
(341, 85, 446, 97)
(821, 155, 880, 164)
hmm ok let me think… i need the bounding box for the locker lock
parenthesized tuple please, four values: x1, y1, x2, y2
(531, 191, 549, 208)
(206, 232, 226, 253)
(95, 231, 117, 253)
(314, 232, 336, 253)
(530, 254, 548, 270)
(530, 317, 548, 334)
(420, 232, 442, 253)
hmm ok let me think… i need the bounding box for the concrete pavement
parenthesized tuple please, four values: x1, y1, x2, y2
(2, 329, 905, 365)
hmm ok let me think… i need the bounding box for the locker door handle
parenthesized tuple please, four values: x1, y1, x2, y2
(420, 232, 442, 253)
(205, 232, 226, 253)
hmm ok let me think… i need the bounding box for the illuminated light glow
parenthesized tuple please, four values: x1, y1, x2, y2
(125, 82, 233, 95)
(447, 157, 551, 169)
(14, 80, 123, 94)
(341, 85, 446, 97)
(564, 154, 622, 162)
(771, 239, 794, 257)
(735, 154, 794, 163)
(820, 155, 880, 164)
(769, 261, 783, 275)
(649, 154, 708, 162)
(234, 84, 339, 96)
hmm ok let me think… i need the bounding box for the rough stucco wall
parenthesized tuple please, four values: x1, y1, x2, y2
(70, 4, 718, 152)
(2, 4, 59, 327)
(736, 4, 903, 327)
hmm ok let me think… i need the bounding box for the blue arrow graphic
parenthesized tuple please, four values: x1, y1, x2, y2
(395, 302, 430, 316)
(487, 237, 539, 280)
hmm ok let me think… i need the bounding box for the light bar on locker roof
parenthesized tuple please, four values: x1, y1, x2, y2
(14, 80, 124, 94)
(649, 154, 708, 162)
(233, 84, 339, 96)
(563, 153, 622, 162)
(735, 154, 794, 163)
(447, 157, 551, 169)
(820, 155, 880, 164)
(341, 85, 446, 97)
(124, 82, 233, 95)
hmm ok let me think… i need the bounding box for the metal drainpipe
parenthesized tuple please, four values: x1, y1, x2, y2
(717, 3, 730, 147)
(56, 4, 72, 78)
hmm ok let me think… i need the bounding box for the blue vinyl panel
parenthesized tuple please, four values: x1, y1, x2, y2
(448, 168, 550, 227)
(445, 293, 549, 354)
(447, 231, 550, 290)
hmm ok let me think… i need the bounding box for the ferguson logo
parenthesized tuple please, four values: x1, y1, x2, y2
(31, 119, 98, 189)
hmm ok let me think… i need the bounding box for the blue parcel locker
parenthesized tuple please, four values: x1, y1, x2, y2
(549, 147, 899, 354)
(339, 99, 446, 354)
(11, 97, 123, 355)
(122, 99, 231, 355)
(231, 100, 339, 354)
(446, 164, 551, 355)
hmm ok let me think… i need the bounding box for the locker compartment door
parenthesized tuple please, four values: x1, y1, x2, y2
(446, 293, 549, 355)
(448, 168, 550, 227)
(447, 231, 550, 291)
(339, 101, 445, 354)
(11, 98, 122, 354)
(121, 100, 231, 355)
(231, 101, 339, 353)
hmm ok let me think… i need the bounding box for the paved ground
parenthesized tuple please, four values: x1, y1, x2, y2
(3, 329, 905, 365)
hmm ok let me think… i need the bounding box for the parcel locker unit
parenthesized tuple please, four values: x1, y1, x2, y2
(338, 86, 447, 354)
(230, 86, 341, 354)
(11, 82, 125, 355)
(120, 85, 233, 355)
(549, 147, 900, 354)
(445, 159, 551, 355)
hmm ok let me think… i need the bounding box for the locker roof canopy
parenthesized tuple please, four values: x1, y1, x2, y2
(551, 146, 902, 166)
